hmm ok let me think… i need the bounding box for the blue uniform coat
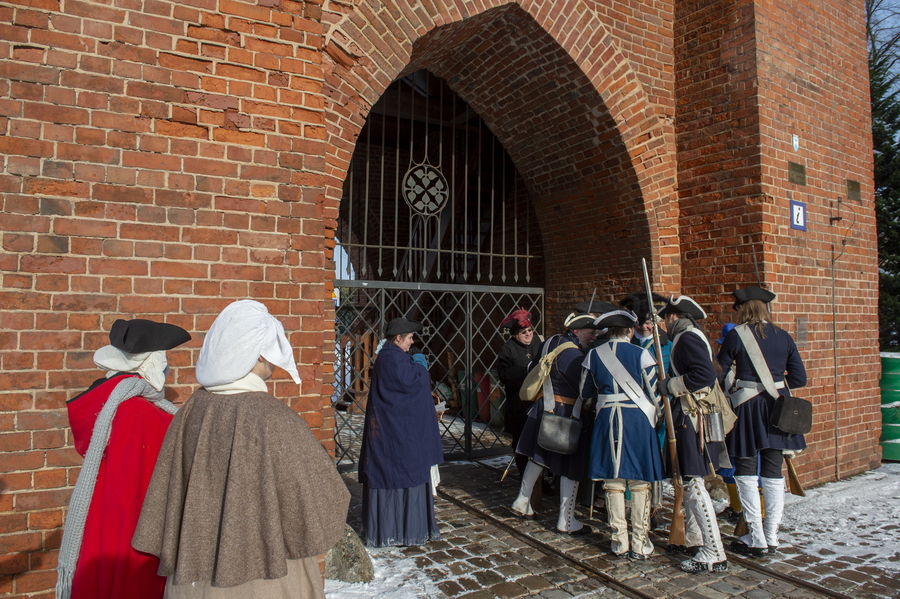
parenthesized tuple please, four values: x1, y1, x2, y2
(515, 332, 590, 480)
(582, 340, 664, 482)
(668, 327, 722, 478)
(718, 323, 808, 456)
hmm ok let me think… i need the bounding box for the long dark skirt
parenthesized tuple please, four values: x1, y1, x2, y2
(516, 400, 591, 481)
(727, 393, 807, 458)
(667, 400, 721, 478)
(361, 482, 440, 547)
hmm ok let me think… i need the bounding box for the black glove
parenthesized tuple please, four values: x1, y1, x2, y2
(657, 378, 670, 396)
(408, 347, 423, 355)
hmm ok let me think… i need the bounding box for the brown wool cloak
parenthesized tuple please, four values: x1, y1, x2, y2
(132, 389, 350, 588)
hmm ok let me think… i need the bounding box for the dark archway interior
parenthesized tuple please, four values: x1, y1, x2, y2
(398, 4, 656, 316)
(338, 70, 545, 290)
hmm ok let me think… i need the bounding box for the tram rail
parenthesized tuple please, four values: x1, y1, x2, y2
(446, 460, 853, 599)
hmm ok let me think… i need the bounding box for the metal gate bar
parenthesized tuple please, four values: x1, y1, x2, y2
(333, 281, 543, 467)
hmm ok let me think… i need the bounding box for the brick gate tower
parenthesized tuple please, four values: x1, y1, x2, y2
(0, 0, 877, 594)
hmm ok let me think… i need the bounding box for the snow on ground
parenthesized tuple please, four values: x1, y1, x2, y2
(781, 462, 900, 571)
(325, 462, 900, 597)
(325, 547, 444, 599)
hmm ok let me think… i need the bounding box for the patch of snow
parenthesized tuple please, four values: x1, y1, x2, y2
(326, 547, 445, 598)
(781, 463, 900, 572)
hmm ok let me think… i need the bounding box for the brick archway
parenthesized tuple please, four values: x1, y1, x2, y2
(320, 0, 680, 312)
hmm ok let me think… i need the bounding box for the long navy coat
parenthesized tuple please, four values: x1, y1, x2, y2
(718, 323, 807, 456)
(359, 342, 444, 490)
(516, 331, 591, 480)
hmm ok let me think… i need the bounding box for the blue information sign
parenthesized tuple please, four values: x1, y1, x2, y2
(790, 200, 807, 231)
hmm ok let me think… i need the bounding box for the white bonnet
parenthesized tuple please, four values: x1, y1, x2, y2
(196, 300, 301, 388)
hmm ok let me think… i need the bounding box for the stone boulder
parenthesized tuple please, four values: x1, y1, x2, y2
(325, 524, 374, 583)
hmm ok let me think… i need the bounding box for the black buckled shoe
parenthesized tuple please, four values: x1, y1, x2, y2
(626, 550, 649, 561)
(666, 544, 701, 557)
(679, 559, 728, 573)
(559, 524, 592, 537)
(729, 540, 766, 557)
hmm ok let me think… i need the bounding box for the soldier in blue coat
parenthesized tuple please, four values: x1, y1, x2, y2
(510, 304, 599, 536)
(620, 292, 671, 530)
(657, 295, 728, 573)
(718, 287, 807, 557)
(581, 303, 664, 559)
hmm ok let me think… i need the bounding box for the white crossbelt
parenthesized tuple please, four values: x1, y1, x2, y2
(595, 343, 658, 427)
(597, 394, 639, 479)
(725, 324, 785, 407)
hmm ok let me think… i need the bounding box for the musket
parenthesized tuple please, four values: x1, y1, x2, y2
(500, 454, 515, 482)
(752, 245, 762, 289)
(642, 258, 686, 546)
(734, 512, 749, 538)
(785, 455, 806, 496)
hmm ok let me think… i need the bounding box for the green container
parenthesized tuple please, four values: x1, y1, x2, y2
(880, 372, 900, 390)
(881, 423, 900, 441)
(881, 353, 900, 374)
(881, 355, 900, 461)
(883, 441, 900, 461)
(883, 407, 900, 425)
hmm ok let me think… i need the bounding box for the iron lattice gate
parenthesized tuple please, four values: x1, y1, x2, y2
(333, 280, 543, 466)
(333, 69, 545, 468)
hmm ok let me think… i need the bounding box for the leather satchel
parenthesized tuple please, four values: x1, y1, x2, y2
(770, 394, 813, 435)
(537, 412, 581, 455)
(534, 344, 586, 456)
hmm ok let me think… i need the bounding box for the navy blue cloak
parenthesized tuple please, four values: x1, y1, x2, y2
(359, 342, 444, 490)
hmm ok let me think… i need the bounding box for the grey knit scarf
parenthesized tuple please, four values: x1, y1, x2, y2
(56, 376, 178, 599)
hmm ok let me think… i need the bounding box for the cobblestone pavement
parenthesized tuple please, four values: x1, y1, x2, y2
(343, 461, 897, 599)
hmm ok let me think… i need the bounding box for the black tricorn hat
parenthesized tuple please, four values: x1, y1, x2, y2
(592, 304, 638, 330)
(564, 301, 601, 329)
(620, 292, 667, 322)
(384, 317, 423, 337)
(573, 300, 599, 314)
(657, 295, 707, 320)
(732, 286, 776, 308)
(109, 319, 191, 353)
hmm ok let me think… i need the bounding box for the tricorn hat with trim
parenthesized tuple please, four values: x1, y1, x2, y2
(657, 295, 707, 320)
(564, 302, 598, 329)
(384, 317, 423, 337)
(591, 302, 638, 330)
(732, 286, 776, 308)
(109, 319, 191, 354)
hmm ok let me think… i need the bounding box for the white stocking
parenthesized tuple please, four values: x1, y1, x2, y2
(556, 476, 583, 533)
(760, 477, 785, 548)
(683, 477, 726, 565)
(734, 475, 767, 549)
(511, 460, 542, 516)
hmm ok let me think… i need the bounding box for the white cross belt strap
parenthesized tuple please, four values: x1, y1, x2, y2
(730, 323, 781, 407)
(595, 343, 658, 427)
(541, 337, 585, 418)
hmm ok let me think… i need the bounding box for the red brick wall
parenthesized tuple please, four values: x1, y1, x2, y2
(0, 0, 876, 594)
(0, 0, 334, 594)
(674, 0, 879, 484)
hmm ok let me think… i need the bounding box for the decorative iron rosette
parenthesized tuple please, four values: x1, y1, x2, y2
(402, 164, 449, 216)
